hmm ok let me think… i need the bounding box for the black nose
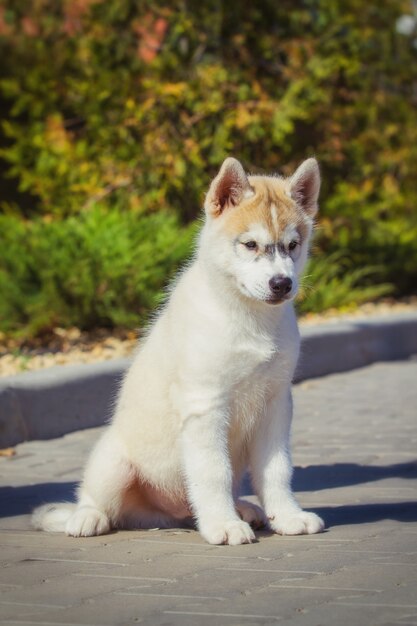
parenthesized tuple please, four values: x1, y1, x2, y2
(269, 275, 292, 297)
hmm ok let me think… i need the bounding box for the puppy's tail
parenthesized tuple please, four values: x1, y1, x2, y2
(31, 503, 76, 533)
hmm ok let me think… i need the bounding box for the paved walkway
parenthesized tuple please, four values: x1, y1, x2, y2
(0, 359, 416, 626)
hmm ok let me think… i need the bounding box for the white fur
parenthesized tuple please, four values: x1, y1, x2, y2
(32, 157, 324, 545)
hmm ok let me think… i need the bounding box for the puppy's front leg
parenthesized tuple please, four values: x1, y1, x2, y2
(250, 388, 324, 535)
(181, 408, 255, 545)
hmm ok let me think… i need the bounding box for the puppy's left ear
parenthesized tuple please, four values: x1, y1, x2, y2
(289, 158, 320, 217)
(205, 157, 253, 217)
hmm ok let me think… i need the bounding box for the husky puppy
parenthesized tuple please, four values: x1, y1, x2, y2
(33, 157, 324, 545)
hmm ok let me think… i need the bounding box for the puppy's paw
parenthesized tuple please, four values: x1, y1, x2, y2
(270, 510, 324, 536)
(65, 506, 110, 537)
(200, 519, 256, 545)
(236, 499, 267, 529)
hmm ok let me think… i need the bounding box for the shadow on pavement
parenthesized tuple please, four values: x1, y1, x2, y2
(315, 501, 417, 526)
(240, 461, 417, 526)
(293, 461, 417, 491)
(0, 482, 77, 517)
(239, 461, 417, 495)
(2, 460, 417, 528)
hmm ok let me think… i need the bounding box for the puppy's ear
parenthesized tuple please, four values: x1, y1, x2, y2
(289, 158, 320, 217)
(204, 157, 253, 217)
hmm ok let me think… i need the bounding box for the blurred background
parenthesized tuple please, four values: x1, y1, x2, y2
(0, 0, 416, 348)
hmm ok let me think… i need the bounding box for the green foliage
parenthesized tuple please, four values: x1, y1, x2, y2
(297, 253, 393, 314)
(0, 207, 196, 337)
(0, 0, 416, 336)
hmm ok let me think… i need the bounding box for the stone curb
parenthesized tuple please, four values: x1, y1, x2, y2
(1, 311, 417, 448)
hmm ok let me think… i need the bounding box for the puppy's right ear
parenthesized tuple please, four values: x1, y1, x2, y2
(204, 157, 253, 217)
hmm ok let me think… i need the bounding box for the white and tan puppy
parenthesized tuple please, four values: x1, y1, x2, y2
(33, 157, 325, 545)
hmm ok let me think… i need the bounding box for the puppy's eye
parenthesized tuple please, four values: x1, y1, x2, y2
(243, 241, 257, 250)
(288, 240, 298, 251)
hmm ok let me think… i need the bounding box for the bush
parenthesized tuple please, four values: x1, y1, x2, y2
(0, 0, 416, 336)
(297, 252, 392, 315)
(0, 207, 196, 337)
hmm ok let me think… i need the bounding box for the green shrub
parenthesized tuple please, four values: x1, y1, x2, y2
(0, 207, 196, 337)
(297, 252, 392, 315)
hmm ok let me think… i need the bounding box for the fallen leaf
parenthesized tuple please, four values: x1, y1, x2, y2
(0, 448, 16, 457)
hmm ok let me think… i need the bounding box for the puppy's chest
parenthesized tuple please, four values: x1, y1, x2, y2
(225, 340, 275, 420)
(226, 331, 295, 424)
(228, 369, 276, 457)
(225, 332, 283, 384)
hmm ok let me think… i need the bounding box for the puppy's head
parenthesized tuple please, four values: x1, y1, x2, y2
(202, 157, 320, 305)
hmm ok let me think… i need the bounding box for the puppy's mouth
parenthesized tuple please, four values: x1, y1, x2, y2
(264, 295, 292, 305)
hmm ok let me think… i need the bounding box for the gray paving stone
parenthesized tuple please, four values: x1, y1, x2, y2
(0, 358, 416, 625)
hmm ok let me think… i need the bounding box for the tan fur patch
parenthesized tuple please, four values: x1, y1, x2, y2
(220, 176, 307, 242)
(123, 477, 190, 519)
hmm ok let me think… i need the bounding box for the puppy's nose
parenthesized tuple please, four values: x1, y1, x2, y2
(269, 275, 292, 297)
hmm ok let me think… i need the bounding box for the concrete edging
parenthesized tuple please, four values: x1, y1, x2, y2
(1, 311, 417, 448)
